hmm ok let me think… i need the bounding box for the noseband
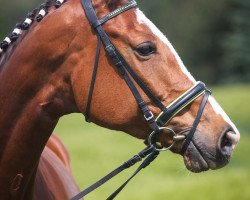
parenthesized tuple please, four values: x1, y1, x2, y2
(72, 0, 211, 199)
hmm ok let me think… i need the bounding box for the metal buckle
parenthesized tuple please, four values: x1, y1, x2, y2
(144, 111, 154, 122)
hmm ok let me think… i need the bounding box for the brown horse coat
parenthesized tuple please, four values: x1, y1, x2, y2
(34, 134, 79, 200)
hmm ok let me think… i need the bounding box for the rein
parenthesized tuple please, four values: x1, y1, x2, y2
(71, 0, 211, 199)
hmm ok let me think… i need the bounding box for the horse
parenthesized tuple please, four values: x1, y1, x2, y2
(0, 0, 240, 199)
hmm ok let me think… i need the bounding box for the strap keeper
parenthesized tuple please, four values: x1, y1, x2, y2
(206, 88, 212, 95)
(138, 101, 147, 110)
(124, 155, 141, 168)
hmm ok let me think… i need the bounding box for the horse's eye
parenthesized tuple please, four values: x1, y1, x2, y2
(135, 42, 156, 57)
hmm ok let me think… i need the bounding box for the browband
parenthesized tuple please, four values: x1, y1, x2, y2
(99, 0, 137, 25)
(85, 0, 137, 28)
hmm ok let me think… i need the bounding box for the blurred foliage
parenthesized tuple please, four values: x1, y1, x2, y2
(0, 0, 249, 84)
(220, 0, 250, 83)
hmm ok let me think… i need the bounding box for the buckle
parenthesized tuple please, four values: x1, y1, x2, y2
(144, 111, 154, 121)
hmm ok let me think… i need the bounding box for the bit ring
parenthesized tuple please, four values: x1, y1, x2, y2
(148, 127, 177, 152)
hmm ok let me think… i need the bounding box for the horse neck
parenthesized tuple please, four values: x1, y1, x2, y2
(0, 2, 82, 199)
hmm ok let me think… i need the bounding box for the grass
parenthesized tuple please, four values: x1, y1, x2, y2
(55, 84, 250, 200)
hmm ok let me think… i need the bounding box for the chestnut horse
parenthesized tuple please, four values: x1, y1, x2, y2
(0, 0, 240, 199)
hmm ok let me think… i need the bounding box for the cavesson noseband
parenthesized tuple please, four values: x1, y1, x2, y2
(71, 0, 211, 199)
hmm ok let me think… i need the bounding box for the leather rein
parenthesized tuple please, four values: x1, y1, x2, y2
(71, 0, 211, 199)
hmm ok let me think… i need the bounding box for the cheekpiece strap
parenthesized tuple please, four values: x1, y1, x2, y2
(82, 0, 165, 123)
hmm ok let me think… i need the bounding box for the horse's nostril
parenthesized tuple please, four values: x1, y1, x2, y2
(226, 131, 240, 147)
(221, 133, 232, 148)
(219, 130, 239, 158)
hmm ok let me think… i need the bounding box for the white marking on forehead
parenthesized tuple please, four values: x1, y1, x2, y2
(208, 96, 240, 138)
(135, 9, 195, 83)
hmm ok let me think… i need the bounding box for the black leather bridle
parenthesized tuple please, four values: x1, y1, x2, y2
(71, 0, 211, 199)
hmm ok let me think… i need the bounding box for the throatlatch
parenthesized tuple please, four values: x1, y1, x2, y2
(71, 0, 211, 199)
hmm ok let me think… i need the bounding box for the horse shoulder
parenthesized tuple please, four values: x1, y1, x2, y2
(34, 134, 80, 200)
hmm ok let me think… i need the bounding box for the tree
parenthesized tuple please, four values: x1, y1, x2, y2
(220, 0, 250, 83)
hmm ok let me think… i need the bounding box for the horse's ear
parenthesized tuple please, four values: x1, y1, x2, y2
(105, 0, 127, 10)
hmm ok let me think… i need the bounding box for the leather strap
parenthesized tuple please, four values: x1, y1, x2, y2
(99, 0, 137, 25)
(180, 90, 211, 155)
(107, 150, 159, 200)
(156, 82, 207, 126)
(70, 146, 155, 200)
(85, 35, 101, 122)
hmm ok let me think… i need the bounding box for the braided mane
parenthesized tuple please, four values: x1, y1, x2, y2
(0, 0, 67, 67)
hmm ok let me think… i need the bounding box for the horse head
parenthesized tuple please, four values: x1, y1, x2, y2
(70, 0, 240, 173)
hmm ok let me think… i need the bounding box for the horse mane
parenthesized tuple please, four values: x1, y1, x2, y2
(0, 0, 67, 68)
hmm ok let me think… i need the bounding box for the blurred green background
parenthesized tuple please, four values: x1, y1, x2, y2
(0, 0, 249, 199)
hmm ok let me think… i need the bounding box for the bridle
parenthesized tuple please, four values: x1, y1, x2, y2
(71, 0, 211, 199)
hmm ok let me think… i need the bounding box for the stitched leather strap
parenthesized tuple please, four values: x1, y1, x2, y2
(156, 82, 207, 126)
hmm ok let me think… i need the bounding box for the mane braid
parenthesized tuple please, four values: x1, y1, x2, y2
(0, 0, 67, 67)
